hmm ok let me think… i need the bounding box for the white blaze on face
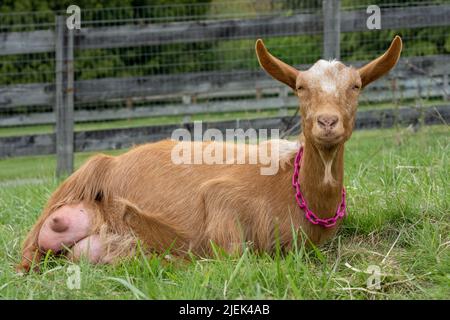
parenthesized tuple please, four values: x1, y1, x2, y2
(308, 59, 343, 95)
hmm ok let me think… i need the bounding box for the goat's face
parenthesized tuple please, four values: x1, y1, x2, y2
(295, 60, 360, 147)
(256, 36, 402, 149)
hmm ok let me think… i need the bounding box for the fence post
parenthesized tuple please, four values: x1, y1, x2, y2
(181, 95, 192, 124)
(443, 74, 449, 101)
(278, 86, 289, 116)
(323, 0, 341, 60)
(55, 16, 74, 177)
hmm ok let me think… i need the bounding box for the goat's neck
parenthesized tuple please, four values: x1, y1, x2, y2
(298, 140, 345, 219)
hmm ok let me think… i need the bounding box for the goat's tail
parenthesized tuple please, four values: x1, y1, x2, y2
(49, 154, 115, 208)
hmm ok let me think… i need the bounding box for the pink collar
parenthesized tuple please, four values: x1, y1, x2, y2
(292, 146, 347, 228)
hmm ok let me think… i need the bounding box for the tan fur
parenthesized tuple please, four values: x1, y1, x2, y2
(18, 37, 402, 272)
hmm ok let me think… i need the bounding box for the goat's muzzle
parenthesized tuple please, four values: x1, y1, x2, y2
(312, 112, 345, 147)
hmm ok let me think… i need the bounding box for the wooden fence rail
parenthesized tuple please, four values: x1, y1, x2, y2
(0, 74, 447, 127)
(1, 53, 449, 110)
(1, 4, 449, 55)
(0, 104, 448, 158)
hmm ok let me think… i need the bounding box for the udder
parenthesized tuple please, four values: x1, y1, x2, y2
(70, 234, 104, 263)
(37, 203, 100, 258)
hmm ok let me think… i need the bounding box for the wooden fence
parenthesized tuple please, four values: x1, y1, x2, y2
(0, 104, 448, 159)
(0, 54, 448, 127)
(2, 4, 449, 55)
(0, 1, 449, 174)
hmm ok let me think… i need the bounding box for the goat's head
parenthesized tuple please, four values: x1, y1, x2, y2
(256, 36, 402, 150)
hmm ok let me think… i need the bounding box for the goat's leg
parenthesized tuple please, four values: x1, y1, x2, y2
(204, 209, 245, 256)
(120, 199, 189, 254)
(199, 179, 246, 255)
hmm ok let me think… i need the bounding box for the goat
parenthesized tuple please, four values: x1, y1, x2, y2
(17, 36, 402, 272)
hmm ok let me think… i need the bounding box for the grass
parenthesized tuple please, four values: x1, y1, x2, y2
(0, 125, 448, 299)
(0, 97, 445, 138)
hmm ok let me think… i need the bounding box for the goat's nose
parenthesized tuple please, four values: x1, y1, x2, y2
(317, 114, 339, 129)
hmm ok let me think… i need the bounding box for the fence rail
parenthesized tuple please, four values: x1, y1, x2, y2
(0, 104, 448, 158)
(0, 54, 449, 126)
(1, 4, 449, 55)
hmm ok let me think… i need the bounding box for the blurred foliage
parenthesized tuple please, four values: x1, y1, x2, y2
(0, 0, 449, 85)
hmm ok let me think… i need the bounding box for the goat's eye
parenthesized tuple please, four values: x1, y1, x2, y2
(297, 85, 305, 91)
(352, 84, 361, 90)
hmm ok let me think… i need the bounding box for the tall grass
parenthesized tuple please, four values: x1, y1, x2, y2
(0, 125, 448, 299)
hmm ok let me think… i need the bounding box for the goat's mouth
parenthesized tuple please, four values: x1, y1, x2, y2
(314, 133, 345, 147)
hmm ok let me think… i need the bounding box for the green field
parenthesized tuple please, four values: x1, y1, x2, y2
(0, 125, 448, 299)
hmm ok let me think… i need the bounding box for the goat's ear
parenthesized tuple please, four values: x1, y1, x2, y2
(255, 39, 299, 90)
(358, 36, 402, 88)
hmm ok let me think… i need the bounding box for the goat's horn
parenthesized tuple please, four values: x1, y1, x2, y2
(255, 39, 299, 90)
(358, 36, 403, 88)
